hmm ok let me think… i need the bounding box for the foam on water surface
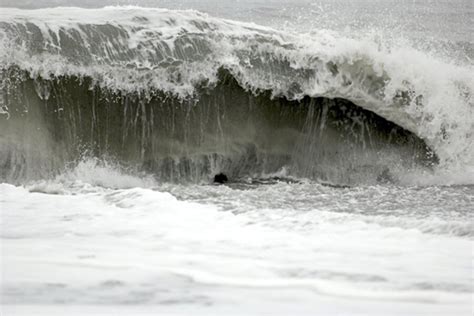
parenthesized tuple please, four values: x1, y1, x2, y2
(1, 178, 472, 315)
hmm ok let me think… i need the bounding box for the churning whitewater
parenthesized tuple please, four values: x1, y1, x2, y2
(0, 2, 473, 316)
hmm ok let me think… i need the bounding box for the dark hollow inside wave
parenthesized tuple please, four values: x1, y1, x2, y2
(0, 68, 437, 185)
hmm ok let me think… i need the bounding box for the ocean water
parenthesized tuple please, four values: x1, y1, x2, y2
(0, 1, 473, 315)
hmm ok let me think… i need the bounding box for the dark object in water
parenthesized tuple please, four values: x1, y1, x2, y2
(214, 173, 228, 184)
(319, 181, 351, 189)
(377, 168, 394, 184)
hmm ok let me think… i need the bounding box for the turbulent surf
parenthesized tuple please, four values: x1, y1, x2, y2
(1, 6, 472, 185)
(0, 4, 473, 316)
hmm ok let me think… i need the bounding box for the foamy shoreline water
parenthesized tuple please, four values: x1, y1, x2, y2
(1, 179, 472, 315)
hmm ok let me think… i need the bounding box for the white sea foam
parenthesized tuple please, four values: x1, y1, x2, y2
(25, 157, 157, 195)
(1, 180, 472, 314)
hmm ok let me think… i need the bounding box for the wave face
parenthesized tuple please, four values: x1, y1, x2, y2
(0, 7, 471, 184)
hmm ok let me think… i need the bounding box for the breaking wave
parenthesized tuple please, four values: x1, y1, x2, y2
(0, 6, 472, 185)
